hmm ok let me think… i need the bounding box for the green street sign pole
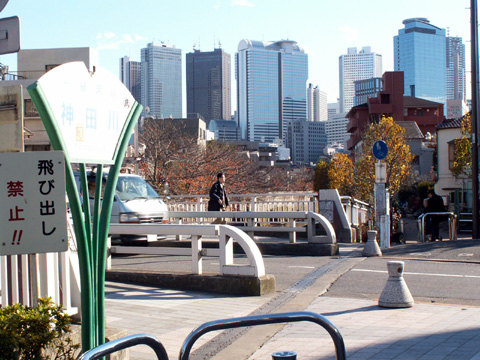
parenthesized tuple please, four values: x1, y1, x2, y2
(96, 103, 142, 345)
(28, 77, 142, 352)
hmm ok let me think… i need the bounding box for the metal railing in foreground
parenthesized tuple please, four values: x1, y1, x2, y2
(78, 333, 168, 360)
(417, 212, 457, 242)
(179, 311, 346, 360)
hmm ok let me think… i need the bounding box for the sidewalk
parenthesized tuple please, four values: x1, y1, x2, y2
(248, 297, 480, 360)
(104, 227, 480, 360)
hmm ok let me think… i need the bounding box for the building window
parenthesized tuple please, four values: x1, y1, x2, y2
(448, 140, 455, 170)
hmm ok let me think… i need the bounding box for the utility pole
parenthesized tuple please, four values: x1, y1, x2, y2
(470, 0, 480, 239)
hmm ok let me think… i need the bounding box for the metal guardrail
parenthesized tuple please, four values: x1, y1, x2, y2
(417, 212, 457, 242)
(78, 334, 168, 360)
(179, 311, 346, 360)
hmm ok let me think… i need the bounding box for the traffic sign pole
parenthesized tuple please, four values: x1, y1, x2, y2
(373, 141, 390, 249)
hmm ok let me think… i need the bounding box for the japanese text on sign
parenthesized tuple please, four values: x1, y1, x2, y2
(0, 151, 68, 255)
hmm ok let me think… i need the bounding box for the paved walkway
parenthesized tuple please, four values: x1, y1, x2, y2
(248, 297, 480, 360)
(104, 282, 273, 359)
(104, 231, 480, 359)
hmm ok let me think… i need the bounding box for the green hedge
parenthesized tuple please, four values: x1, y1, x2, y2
(0, 297, 79, 359)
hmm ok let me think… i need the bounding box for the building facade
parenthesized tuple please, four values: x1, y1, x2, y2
(339, 46, 382, 114)
(346, 71, 445, 151)
(326, 113, 349, 148)
(286, 119, 327, 165)
(446, 36, 466, 102)
(328, 102, 339, 120)
(207, 119, 239, 141)
(394, 18, 446, 105)
(141, 42, 182, 119)
(186, 48, 231, 122)
(120, 56, 141, 103)
(446, 99, 469, 119)
(236, 39, 308, 142)
(307, 83, 328, 121)
(16, 47, 99, 151)
(354, 77, 383, 106)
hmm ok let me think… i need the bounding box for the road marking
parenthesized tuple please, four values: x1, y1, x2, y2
(409, 252, 431, 256)
(288, 266, 315, 269)
(352, 268, 480, 279)
(458, 253, 474, 257)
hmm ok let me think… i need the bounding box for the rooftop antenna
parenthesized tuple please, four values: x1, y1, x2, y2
(218, 40, 222, 49)
(447, 27, 450, 36)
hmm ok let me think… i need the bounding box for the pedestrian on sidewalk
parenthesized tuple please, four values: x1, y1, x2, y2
(424, 189, 445, 241)
(208, 172, 229, 224)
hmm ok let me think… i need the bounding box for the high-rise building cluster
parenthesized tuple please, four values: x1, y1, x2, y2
(119, 16, 467, 166)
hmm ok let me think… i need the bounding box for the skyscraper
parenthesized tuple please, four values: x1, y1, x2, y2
(394, 18, 446, 105)
(307, 84, 328, 122)
(339, 47, 382, 114)
(186, 48, 231, 121)
(446, 36, 466, 101)
(141, 42, 182, 119)
(236, 39, 308, 142)
(120, 56, 141, 103)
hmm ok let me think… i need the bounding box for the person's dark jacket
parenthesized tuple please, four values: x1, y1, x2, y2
(425, 194, 446, 223)
(425, 194, 445, 213)
(208, 181, 228, 211)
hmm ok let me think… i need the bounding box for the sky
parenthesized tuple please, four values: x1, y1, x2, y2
(0, 0, 474, 114)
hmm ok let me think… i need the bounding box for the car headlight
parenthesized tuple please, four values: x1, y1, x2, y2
(119, 213, 140, 223)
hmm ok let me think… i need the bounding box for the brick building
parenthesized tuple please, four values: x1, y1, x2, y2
(346, 71, 444, 151)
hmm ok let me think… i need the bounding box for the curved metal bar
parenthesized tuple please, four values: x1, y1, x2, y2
(78, 334, 168, 360)
(179, 311, 346, 360)
(417, 212, 456, 242)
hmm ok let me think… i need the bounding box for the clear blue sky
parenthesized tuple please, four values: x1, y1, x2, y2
(0, 0, 473, 112)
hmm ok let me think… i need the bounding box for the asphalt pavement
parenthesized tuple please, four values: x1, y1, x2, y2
(104, 222, 480, 360)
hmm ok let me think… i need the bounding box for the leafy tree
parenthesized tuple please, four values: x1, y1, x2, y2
(313, 160, 329, 191)
(452, 113, 472, 177)
(138, 120, 311, 195)
(328, 153, 354, 196)
(354, 116, 414, 203)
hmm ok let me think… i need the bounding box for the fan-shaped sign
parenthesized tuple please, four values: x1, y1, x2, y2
(31, 62, 135, 164)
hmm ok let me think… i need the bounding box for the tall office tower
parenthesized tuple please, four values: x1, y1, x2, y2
(286, 119, 327, 164)
(120, 56, 141, 103)
(326, 113, 349, 148)
(446, 36, 466, 101)
(339, 46, 382, 114)
(328, 102, 339, 121)
(319, 91, 328, 121)
(186, 48, 231, 121)
(394, 18, 446, 105)
(236, 39, 308, 142)
(307, 84, 319, 122)
(141, 42, 182, 119)
(307, 84, 328, 121)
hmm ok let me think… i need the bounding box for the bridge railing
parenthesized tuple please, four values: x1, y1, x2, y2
(108, 224, 265, 277)
(167, 193, 318, 213)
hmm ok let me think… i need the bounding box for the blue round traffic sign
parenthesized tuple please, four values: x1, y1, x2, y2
(373, 140, 388, 160)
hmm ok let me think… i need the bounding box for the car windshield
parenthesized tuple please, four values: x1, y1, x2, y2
(116, 176, 159, 201)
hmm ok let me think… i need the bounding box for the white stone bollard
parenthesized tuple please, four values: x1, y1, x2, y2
(378, 261, 414, 308)
(362, 230, 382, 257)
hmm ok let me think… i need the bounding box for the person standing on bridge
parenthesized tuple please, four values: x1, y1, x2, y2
(208, 172, 229, 224)
(424, 189, 445, 241)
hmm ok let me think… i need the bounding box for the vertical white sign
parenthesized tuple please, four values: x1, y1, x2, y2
(0, 151, 68, 255)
